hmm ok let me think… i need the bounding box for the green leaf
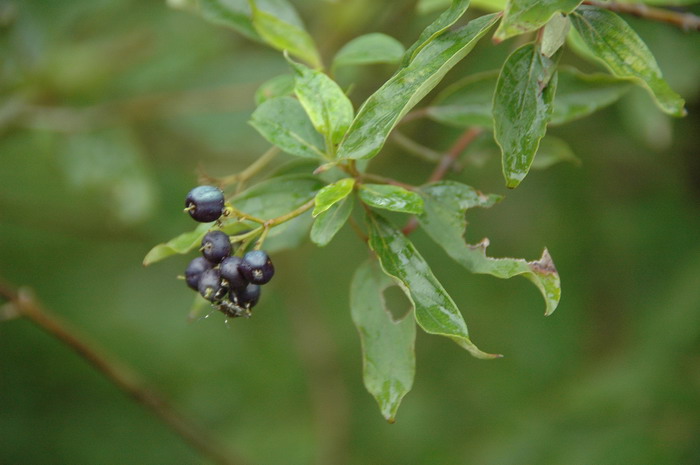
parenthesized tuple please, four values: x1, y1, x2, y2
(417, 180, 561, 315)
(366, 212, 499, 359)
(359, 184, 424, 215)
(540, 13, 570, 58)
(494, 0, 582, 42)
(419, 0, 507, 13)
(337, 13, 499, 161)
(264, 211, 314, 253)
(550, 66, 632, 125)
(333, 33, 405, 69)
(350, 259, 416, 422)
(403, 0, 471, 66)
(531, 135, 580, 169)
(250, 96, 326, 159)
(427, 70, 498, 128)
(254, 74, 295, 105)
(233, 173, 323, 219)
(493, 43, 559, 188)
(168, 0, 260, 40)
(310, 195, 354, 246)
(313, 178, 355, 217)
(569, 6, 686, 117)
(249, 0, 321, 68)
(287, 56, 354, 145)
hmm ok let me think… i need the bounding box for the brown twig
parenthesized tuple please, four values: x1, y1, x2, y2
(583, 0, 700, 31)
(402, 127, 483, 235)
(0, 280, 248, 465)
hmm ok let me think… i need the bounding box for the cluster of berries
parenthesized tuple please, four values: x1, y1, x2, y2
(183, 186, 274, 318)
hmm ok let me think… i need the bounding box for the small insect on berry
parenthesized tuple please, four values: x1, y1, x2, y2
(198, 268, 226, 302)
(201, 230, 231, 264)
(239, 250, 275, 285)
(184, 257, 212, 290)
(220, 256, 248, 289)
(185, 185, 225, 223)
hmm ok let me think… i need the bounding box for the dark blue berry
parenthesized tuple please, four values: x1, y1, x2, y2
(198, 268, 226, 302)
(239, 250, 274, 284)
(232, 283, 261, 308)
(201, 230, 231, 263)
(185, 186, 225, 223)
(219, 256, 248, 289)
(185, 257, 212, 290)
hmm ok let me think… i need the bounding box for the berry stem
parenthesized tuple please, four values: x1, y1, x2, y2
(266, 198, 316, 227)
(208, 146, 280, 191)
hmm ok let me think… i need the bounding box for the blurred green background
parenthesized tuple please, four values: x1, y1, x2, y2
(2, 1, 700, 464)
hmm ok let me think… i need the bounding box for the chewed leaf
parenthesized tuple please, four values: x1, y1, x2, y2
(350, 259, 416, 422)
(417, 181, 560, 315)
(333, 33, 405, 69)
(313, 178, 355, 217)
(359, 184, 424, 214)
(311, 195, 354, 246)
(494, 0, 582, 42)
(493, 43, 559, 188)
(366, 211, 500, 359)
(569, 6, 685, 117)
(337, 13, 499, 161)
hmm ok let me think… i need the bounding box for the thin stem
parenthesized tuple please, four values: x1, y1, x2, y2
(583, 0, 700, 30)
(206, 146, 279, 192)
(266, 198, 316, 228)
(0, 281, 247, 465)
(390, 131, 443, 163)
(226, 207, 266, 225)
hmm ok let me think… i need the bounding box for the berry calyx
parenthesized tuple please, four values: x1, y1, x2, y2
(185, 186, 225, 223)
(184, 257, 212, 290)
(219, 256, 248, 289)
(198, 268, 226, 302)
(201, 230, 231, 264)
(239, 250, 275, 285)
(232, 283, 261, 308)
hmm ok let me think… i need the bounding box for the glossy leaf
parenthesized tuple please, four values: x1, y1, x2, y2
(531, 135, 580, 169)
(569, 6, 686, 117)
(359, 184, 424, 214)
(494, 0, 582, 42)
(417, 181, 560, 315)
(350, 259, 416, 422)
(287, 57, 354, 145)
(168, 0, 259, 40)
(313, 178, 355, 217)
(310, 195, 354, 246)
(249, 0, 321, 68)
(403, 0, 471, 65)
(541, 13, 570, 58)
(493, 43, 559, 188)
(233, 173, 323, 219)
(250, 97, 326, 159)
(550, 66, 631, 125)
(337, 13, 499, 161)
(254, 74, 295, 105)
(366, 212, 499, 359)
(427, 70, 498, 128)
(333, 33, 405, 69)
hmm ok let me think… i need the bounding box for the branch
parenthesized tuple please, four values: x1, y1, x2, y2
(0, 280, 248, 465)
(583, 1, 700, 31)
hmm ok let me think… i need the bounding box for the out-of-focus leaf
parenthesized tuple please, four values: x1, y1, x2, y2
(494, 0, 581, 42)
(427, 70, 498, 128)
(531, 135, 580, 169)
(337, 13, 499, 161)
(541, 13, 570, 58)
(493, 43, 559, 188)
(366, 212, 500, 359)
(287, 56, 354, 145)
(254, 74, 295, 105)
(233, 173, 323, 218)
(551, 66, 631, 125)
(617, 0, 698, 5)
(310, 195, 354, 246)
(264, 210, 314, 253)
(569, 6, 686, 117)
(167, 0, 260, 40)
(403, 0, 472, 65)
(421, 0, 507, 13)
(350, 259, 416, 422)
(249, 0, 321, 68)
(333, 33, 405, 69)
(417, 181, 561, 315)
(359, 184, 424, 214)
(313, 178, 355, 217)
(250, 97, 326, 159)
